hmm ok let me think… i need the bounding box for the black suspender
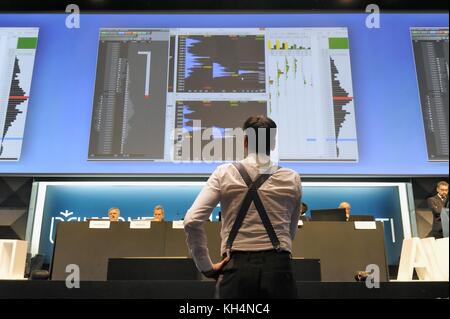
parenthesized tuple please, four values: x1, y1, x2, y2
(225, 162, 282, 256)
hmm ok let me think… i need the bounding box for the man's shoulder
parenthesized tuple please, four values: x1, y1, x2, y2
(212, 162, 300, 180)
(428, 194, 440, 201)
(276, 166, 298, 174)
(276, 166, 300, 178)
(212, 163, 234, 176)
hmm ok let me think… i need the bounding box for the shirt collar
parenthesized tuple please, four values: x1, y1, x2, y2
(243, 153, 278, 174)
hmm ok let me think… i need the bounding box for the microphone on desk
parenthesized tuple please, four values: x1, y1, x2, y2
(354, 271, 370, 282)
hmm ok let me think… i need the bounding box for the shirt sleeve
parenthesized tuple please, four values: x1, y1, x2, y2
(183, 166, 223, 272)
(290, 174, 302, 240)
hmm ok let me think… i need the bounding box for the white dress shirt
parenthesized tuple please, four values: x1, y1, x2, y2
(184, 154, 302, 272)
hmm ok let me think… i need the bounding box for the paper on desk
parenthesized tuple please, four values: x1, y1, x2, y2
(354, 221, 377, 230)
(89, 220, 111, 229)
(172, 221, 185, 229)
(130, 220, 151, 229)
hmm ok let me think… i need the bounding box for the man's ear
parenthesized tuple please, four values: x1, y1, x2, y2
(270, 128, 277, 151)
(271, 139, 276, 151)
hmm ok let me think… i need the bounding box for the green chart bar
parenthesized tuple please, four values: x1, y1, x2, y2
(329, 37, 349, 49)
(17, 37, 38, 49)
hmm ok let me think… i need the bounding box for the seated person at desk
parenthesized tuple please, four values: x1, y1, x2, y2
(108, 207, 120, 222)
(153, 205, 165, 222)
(338, 202, 351, 221)
(427, 180, 448, 238)
(299, 202, 310, 222)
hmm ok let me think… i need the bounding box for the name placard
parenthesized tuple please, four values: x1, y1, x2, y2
(354, 221, 376, 230)
(172, 221, 185, 229)
(130, 220, 152, 229)
(89, 220, 111, 229)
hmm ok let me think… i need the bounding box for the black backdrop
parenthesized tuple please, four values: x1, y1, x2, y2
(0, 0, 448, 12)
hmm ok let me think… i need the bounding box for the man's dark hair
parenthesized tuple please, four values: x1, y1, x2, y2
(243, 115, 277, 156)
(437, 181, 449, 188)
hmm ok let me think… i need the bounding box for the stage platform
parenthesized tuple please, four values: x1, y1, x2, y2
(0, 280, 447, 299)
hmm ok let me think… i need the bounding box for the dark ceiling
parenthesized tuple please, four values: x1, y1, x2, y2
(0, 0, 448, 12)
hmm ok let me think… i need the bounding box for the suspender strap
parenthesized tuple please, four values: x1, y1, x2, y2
(226, 162, 281, 255)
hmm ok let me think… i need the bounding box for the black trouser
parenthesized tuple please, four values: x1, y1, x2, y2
(215, 250, 298, 299)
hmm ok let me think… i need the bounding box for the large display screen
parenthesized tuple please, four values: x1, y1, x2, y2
(0, 13, 448, 175)
(0, 28, 38, 161)
(411, 27, 449, 161)
(88, 27, 357, 162)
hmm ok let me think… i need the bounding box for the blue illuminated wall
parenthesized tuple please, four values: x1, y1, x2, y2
(37, 183, 404, 265)
(0, 13, 448, 175)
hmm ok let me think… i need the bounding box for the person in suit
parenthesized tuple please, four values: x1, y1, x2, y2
(427, 181, 448, 238)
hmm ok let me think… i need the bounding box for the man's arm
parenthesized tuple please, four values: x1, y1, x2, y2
(184, 167, 222, 273)
(290, 174, 302, 240)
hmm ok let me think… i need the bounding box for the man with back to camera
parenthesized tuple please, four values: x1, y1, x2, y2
(108, 207, 120, 222)
(427, 181, 448, 238)
(184, 115, 302, 299)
